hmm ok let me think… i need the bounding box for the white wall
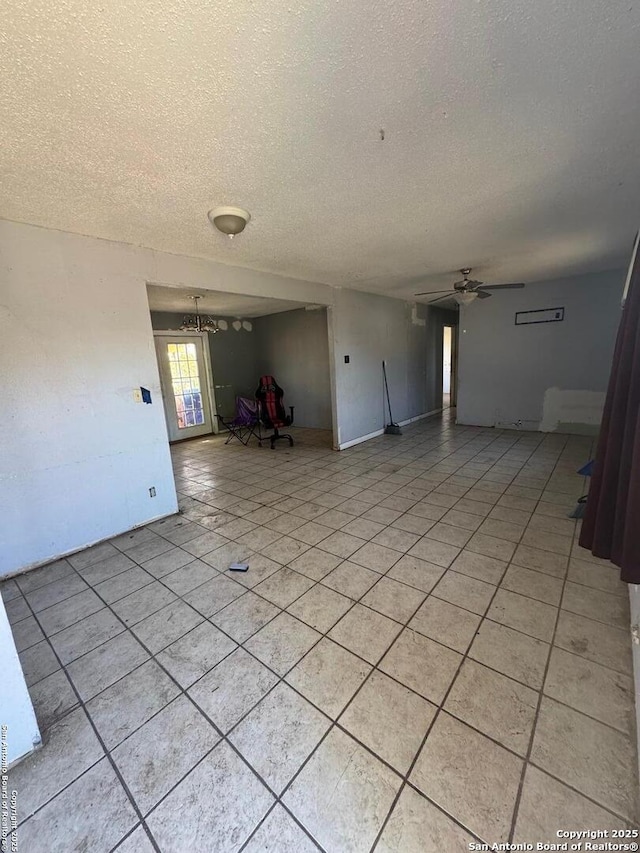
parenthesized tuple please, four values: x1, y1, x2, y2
(255, 308, 332, 429)
(0, 598, 40, 766)
(330, 290, 438, 447)
(0, 220, 334, 576)
(456, 269, 623, 433)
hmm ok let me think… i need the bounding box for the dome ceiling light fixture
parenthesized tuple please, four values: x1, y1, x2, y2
(207, 206, 251, 238)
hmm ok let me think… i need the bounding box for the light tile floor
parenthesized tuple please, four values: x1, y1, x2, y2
(4, 414, 639, 852)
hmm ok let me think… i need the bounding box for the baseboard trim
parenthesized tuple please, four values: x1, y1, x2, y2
(1, 509, 178, 581)
(398, 408, 443, 426)
(338, 429, 385, 450)
(337, 408, 444, 450)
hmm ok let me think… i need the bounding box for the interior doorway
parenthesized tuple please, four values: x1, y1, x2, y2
(154, 333, 217, 442)
(443, 325, 453, 409)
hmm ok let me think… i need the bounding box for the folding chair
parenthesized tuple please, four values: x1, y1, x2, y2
(255, 375, 295, 449)
(216, 396, 262, 445)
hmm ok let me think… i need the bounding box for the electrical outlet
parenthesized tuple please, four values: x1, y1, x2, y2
(149, 487, 156, 497)
(133, 389, 142, 403)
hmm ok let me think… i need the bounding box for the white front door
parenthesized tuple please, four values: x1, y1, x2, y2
(154, 335, 214, 442)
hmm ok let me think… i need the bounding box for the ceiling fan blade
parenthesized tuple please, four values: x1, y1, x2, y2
(414, 289, 454, 296)
(477, 282, 525, 291)
(426, 293, 457, 304)
(476, 289, 492, 299)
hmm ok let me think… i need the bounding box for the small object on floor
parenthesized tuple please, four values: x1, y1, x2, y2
(228, 562, 249, 572)
(577, 460, 594, 477)
(382, 360, 402, 436)
(569, 496, 588, 519)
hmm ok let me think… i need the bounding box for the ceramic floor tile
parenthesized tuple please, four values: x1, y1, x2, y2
(500, 564, 564, 606)
(544, 647, 634, 733)
(441, 508, 484, 531)
(188, 647, 279, 732)
(78, 551, 136, 586)
(29, 669, 79, 732)
(112, 694, 220, 814)
(379, 628, 462, 704)
(328, 603, 401, 664)
(157, 621, 237, 688)
(410, 712, 523, 843)
(341, 518, 386, 540)
(370, 526, 420, 553)
(376, 785, 474, 853)
(567, 557, 627, 596)
(487, 588, 557, 642)
(391, 513, 436, 535)
(67, 542, 119, 571)
(478, 517, 526, 543)
(230, 682, 331, 793)
(16, 559, 75, 594)
(244, 612, 320, 676)
(317, 531, 367, 559)
(181, 530, 229, 558)
(513, 765, 630, 844)
(321, 561, 380, 600)
(521, 528, 572, 556)
(146, 742, 274, 853)
(339, 670, 436, 773)
(287, 584, 353, 633)
(9, 707, 103, 818)
(283, 727, 401, 853)
(237, 526, 284, 551)
(226, 553, 282, 588)
(86, 659, 180, 749)
(531, 697, 637, 820)
(424, 522, 473, 548)
(140, 546, 195, 579)
(511, 544, 568, 577)
(113, 825, 156, 852)
(386, 554, 445, 593)
(432, 569, 495, 615)
(211, 590, 280, 642)
(262, 536, 312, 565)
(161, 559, 218, 595)
(554, 609, 632, 674)
(66, 632, 149, 701)
(111, 581, 177, 626)
(408, 537, 460, 568)
(25, 573, 89, 613)
(183, 574, 245, 616)
(253, 567, 315, 608)
(409, 596, 481, 653)
(37, 588, 105, 636)
(562, 581, 629, 629)
(130, 599, 204, 653)
(49, 608, 125, 664)
(469, 619, 549, 689)
(466, 531, 516, 562)
(11, 615, 44, 652)
(445, 658, 538, 755)
(288, 547, 342, 581)
(94, 567, 154, 604)
(16, 758, 137, 853)
(349, 542, 402, 573)
(360, 576, 426, 623)
(285, 637, 371, 718)
(449, 549, 507, 585)
(243, 805, 320, 852)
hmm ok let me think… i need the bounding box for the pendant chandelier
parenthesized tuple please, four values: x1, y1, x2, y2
(180, 296, 226, 333)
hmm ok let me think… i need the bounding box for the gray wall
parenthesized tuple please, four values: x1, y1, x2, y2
(456, 269, 624, 433)
(331, 289, 446, 446)
(254, 308, 332, 429)
(150, 312, 257, 415)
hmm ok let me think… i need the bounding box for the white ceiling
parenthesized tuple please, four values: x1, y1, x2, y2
(1, 1, 639, 299)
(146, 283, 306, 317)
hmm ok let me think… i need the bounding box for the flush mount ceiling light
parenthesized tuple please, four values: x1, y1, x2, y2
(207, 206, 251, 238)
(180, 296, 221, 333)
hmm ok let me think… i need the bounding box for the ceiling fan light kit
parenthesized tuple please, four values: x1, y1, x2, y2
(415, 268, 526, 305)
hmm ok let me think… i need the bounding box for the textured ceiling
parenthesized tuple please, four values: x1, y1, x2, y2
(1, 1, 639, 298)
(146, 284, 306, 317)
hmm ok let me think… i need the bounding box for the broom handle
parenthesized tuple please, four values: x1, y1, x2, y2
(382, 360, 394, 423)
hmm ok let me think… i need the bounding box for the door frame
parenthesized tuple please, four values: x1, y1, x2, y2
(153, 330, 219, 440)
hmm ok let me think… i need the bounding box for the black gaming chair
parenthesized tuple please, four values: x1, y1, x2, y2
(255, 375, 295, 449)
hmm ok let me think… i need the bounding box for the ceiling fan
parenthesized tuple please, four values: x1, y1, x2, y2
(415, 269, 525, 305)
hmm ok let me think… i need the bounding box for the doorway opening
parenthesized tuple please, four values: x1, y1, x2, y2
(443, 325, 453, 409)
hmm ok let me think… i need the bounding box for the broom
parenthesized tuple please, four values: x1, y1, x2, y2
(383, 360, 402, 435)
